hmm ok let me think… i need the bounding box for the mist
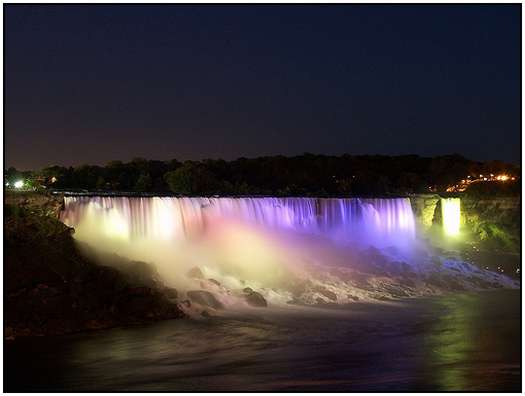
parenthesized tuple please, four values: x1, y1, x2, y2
(62, 196, 518, 312)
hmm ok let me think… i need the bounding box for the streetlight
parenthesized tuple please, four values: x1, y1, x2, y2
(14, 180, 24, 189)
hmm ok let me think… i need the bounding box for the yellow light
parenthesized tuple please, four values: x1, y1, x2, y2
(104, 209, 129, 239)
(442, 198, 460, 237)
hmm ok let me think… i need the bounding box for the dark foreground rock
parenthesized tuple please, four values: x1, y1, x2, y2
(5, 191, 64, 218)
(5, 203, 185, 339)
(243, 289, 268, 307)
(314, 286, 338, 301)
(187, 290, 224, 309)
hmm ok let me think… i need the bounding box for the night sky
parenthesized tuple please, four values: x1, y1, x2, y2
(5, 5, 521, 170)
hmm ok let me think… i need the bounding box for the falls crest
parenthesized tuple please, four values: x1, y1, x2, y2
(61, 196, 416, 246)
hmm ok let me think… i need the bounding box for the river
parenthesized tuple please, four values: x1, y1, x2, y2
(5, 289, 520, 392)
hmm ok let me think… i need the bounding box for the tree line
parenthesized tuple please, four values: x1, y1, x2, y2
(5, 154, 520, 196)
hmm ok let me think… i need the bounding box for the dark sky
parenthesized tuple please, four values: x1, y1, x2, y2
(5, 4, 521, 170)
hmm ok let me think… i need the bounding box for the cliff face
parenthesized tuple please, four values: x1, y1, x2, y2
(409, 194, 440, 232)
(5, 191, 65, 218)
(461, 197, 520, 252)
(410, 194, 520, 253)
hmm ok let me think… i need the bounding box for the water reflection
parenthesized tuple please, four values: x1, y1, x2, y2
(423, 292, 521, 391)
(425, 295, 473, 390)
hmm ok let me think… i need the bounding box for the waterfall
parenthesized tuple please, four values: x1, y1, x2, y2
(59, 196, 517, 299)
(61, 196, 416, 247)
(441, 197, 461, 236)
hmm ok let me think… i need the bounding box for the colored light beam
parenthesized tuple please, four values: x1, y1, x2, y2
(441, 198, 460, 237)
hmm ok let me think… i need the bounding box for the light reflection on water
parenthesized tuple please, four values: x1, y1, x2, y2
(5, 290, 520, 392)
(423, 293, 521, 391)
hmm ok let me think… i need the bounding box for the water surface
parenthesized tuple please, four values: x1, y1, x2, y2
(5, 290, 521, 392)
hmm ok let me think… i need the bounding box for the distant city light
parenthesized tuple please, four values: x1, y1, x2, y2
(14, 180, 24, 189)
(5, 182, 9, 187)
(446, 172, 516, 192)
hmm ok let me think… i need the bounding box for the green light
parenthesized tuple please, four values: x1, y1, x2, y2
(442, 198, 460, 236)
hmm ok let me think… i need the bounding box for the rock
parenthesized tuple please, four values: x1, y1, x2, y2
(240, 287, 268, 307)
(312, 285, 337, 301)
(187, 290, 223, 309)
(187, 267, 204, 279)
(318, 288, 337, 301)
(347, 294, 359, 301)
(208, 278, 220, 286)
(163, 287, 178, 299)
(201, 310, 210, 318)
(244, 290, 267, 307)
(5, 200, 185, 338)
(125, 261, 161, 287)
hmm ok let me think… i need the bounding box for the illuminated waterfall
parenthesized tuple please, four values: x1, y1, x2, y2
(59, 196, 517, 298)
(441, 198, 461, 236)
(61, 196, 416, 247)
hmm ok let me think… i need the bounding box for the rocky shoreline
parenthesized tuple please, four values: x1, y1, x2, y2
(5, 197, 185, 340)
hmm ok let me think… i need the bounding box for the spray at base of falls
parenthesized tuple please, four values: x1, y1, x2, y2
(61, 196, 518, 311)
